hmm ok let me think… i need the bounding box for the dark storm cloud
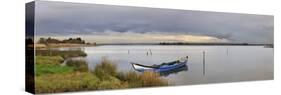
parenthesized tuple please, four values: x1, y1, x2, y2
(35, 1, 273, 44)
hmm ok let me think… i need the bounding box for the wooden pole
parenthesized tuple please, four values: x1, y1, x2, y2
(203, 51, 206, 75)
(226, 47, 229, 56)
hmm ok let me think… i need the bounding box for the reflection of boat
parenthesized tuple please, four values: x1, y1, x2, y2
(131, 56, 188, 72)
(159, 65, 188, 76)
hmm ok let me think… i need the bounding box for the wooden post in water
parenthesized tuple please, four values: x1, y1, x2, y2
(203, 51, 206, 75)
(149, 49, 152, 55)
(226, 47, 229, 56)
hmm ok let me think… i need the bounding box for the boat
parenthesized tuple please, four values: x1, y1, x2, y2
(159, 65, 188, 76)
(131, 56, 188, 72)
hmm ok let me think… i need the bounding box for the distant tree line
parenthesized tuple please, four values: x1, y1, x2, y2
(159, 42, 273, 46)
(38, 37, 86, 44)
(159, 42, 250, 45)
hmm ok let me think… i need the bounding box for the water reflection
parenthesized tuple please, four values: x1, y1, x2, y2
(160, 65, 188, 77)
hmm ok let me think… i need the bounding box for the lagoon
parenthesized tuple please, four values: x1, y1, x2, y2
(66, 45, 274, 85)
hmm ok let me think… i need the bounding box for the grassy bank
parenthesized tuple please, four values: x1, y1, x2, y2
(36, 50, 87, 59)
(35, 54, 168, 93)
(35, 72, 127, 93)
(35, 56, 73, 76)
(35, 56, 88, 76)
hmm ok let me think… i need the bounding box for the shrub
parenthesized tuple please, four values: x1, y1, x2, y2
(117, 71, 168, 87)
(93, 58, 168, 87)
(96, 76, 128, 90)
(93, 57, 117, 79)
(66, 60, 88, 72)
(140, 71, 168, 87)
(117, 71, 142, 87)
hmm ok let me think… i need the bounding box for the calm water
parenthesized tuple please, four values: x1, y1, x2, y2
(68, 45, 274, 85)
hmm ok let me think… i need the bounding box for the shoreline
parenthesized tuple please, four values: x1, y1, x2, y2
(35, 43, 96, 49)
(35, 43, 274, 50)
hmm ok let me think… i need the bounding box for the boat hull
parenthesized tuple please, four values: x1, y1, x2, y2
(131, 61, 187, 72)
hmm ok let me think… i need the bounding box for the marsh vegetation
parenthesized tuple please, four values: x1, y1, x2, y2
(35, 50, 168, 93)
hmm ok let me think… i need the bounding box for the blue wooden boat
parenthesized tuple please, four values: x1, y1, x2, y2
(131, 56, 188, 72)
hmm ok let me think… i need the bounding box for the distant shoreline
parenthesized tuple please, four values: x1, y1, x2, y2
(96, 43, 273, 46)
(33, 37, 273, 47)
(35, 43, 274, 49)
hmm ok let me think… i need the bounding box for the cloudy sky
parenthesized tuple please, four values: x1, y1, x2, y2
(35, 1, 273, 44)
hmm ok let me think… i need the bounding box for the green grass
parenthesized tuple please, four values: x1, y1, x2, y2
(36, 56, 64, 65)
(35, 56, 73, 76)
(35, 63, 74, 76)
(35, 56, 168, 93)
(35, 72, 128, 93)
(35, 56, 89, 76)
(36, 72, 99, 93)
